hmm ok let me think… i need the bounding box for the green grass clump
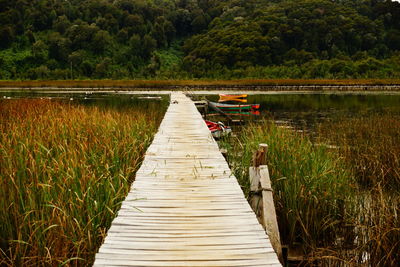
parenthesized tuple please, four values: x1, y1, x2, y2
(222, 111, 399, 264)
(223, 122, 354, 251)
(0, 99, 164, 266)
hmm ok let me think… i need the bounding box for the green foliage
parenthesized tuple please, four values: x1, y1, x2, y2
(155, 40, 185, 77)
(222, 122, 354, 250)
(0, 0, 400, 79)
(182, 0, 400, 78)
(0, 26, 15, 48)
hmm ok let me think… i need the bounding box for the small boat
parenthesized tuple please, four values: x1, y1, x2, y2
(208, 110, 260, 116)
(221, 110, 260, 116)
(209, 101, 260, 111)
(219, 94, 247, 103)
(205, 120, 232, 138)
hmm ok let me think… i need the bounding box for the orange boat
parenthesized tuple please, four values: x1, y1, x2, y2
(218, 94, 247, 103)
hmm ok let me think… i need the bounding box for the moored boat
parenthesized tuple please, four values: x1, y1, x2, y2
(219, 94, 247, 103)
(208, 110, 260, 116)
(205, 120, 232, 138)
(209, 101, 260, 111)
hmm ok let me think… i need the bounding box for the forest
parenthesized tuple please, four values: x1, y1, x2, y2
(0, 0, 400, 80)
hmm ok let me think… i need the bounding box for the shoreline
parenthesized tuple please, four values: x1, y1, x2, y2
(2, 87, 400, 95)
(1, 79, 400, 90)
(1, 85, 400, 93)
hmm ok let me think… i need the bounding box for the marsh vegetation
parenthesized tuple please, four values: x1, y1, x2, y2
(0, 97, 166, 266)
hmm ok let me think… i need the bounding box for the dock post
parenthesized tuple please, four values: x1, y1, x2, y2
(249, 144, 283, 263)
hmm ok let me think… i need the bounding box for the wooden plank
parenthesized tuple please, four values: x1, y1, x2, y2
(100, 242, 271, 250)
(105, 231, 275, 240)
(95, 253, 275, 262)
(94, 258, 278, 267)
(100, 239, 271, 248)
(98, 246, 274, 254)
(94, 92, 281, 266)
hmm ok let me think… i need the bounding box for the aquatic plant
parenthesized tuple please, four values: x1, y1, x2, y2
(317, 113, 400, 190)
(224, 114, 400, 264)
(316, 114, 400, 265)
(0, 99, 164, 266)
(222, 121, 354, 251)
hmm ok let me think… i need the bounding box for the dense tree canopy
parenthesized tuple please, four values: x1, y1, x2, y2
(0, 0, 399, 79)
(183, 0, 400, 77)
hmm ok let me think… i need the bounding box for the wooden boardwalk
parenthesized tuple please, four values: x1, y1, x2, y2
(94, 92, 281, 266)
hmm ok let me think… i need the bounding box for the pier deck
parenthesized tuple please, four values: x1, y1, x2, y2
(94, 92, 281, 266)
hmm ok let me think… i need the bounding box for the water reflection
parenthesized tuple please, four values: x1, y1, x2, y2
(0, 91, 170, 112)
(202, 93, 400, 131)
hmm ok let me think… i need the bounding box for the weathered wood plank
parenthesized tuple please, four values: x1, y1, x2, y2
(95, 258, 278, 267)
(94, 92, 281, 266)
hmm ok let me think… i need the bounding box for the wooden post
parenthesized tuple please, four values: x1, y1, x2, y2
(252, 143, 268, 167)
(259, 165, 282, 262)
(248, 167, 262, 223)
(249, 143, 268, 193)
(249, 166, 260, 192)
(249, 144, 283, 263)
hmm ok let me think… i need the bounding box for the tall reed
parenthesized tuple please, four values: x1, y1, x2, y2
(223, 111, 399, 264)
(0, 99, 165, 266)
(223, 122, 354, 252)
(316, 114, 400, 265)
(317, 113, 400, 190)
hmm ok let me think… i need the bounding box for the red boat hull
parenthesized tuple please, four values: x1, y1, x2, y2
(205, 120, 232, 138)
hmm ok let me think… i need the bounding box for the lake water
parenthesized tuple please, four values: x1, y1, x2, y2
(204, 93, 400, 130)
(0, 91, 170, 112)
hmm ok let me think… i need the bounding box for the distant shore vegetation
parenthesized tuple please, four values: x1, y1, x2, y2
(0, 0, 399, 80)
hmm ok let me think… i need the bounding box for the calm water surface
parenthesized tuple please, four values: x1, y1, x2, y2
(1, 91, 170, 111)
(205, 93, 400, 130)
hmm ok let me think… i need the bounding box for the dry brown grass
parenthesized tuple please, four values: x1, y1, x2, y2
(0, 99, 165, 266)
(0, 79, 399, 89)
(317, 114, 400, 190)
(315, 114, 400, 266)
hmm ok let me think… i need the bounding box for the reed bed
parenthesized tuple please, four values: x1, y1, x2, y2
(316, 114, 400, 265)
(317, 113, 400, 190)
(224, 113, 399, 265)
(0, 99, 165, 266)
(222, 122, 354, 252)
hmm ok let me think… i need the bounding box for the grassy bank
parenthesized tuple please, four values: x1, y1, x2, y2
(224, 114, 399, 265)
(0, 99, 165, 266)
(222, 122, 353, 251)
(0, 79, 400, 89)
